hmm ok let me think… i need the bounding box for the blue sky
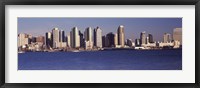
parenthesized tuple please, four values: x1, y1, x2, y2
(18, 18, 182, 42)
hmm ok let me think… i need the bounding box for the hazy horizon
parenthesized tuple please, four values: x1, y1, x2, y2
(18, 18, 182, 42)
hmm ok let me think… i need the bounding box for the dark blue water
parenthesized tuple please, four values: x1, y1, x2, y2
(18, 49, 182, 70)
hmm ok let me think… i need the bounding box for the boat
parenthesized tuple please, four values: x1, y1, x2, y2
(72, 50, 80, 52)
(18, 51, 25, 53)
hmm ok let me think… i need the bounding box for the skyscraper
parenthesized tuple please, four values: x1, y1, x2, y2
(146, 36, 149, 44)
(84, 27, 93, 49)
(84, 27, 93, 42)
(148, 34, 154, 43)
(140, 31, 146, 45)
(52, 28, 59, 48)
(126, 39, 133, 47)
(70, 27, 80, 48)
(102, 36, 106, 47)
(79, 31, 84, 48)
(117, 25, 125, 47)
(135, 39, 140, 47)
(94, 27, 102, 48)
(18, 33, 29, 47)
(66, 35, 70, 47)
(114, 33, 118, 47)
(59, 30, 65, 42)
(45, 32, 52, 48)
(106, 32, 115, 47)
(163, 33, 171, 43)
(173, 28, 182, 44)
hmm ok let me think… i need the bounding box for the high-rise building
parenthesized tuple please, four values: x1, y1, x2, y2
(66, 35, 71, 47)
(114, 33, 118, 46)
(126, 39, 133, 47)
(135, 39, 140, 47)
(106, 32, 115, 47)
(148, 34, 154, 43)
(45, 32, 52, 48)
(84, 27, 92, 42)
(79, 31, 84, 47)
(117, 25, 125, 47)
(52, 28, 59, 48)
(173, 28, 182, 44)
(94, 27, 102, 48)
(18, 33, 29, 47)
(59, 30, 65, 42)
(70, 27, 80, 48)
(102, 36, 106, 47)
(140, 31, 146, 45)
(84, 27, 93, 49)
(26, 34, 32, 44)
(146, 36, 149, 44)
(163, 33, 171, 43)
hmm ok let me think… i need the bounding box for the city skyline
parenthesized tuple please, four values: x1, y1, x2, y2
(18, 18, 182, 42)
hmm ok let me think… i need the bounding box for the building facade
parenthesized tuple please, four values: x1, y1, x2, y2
(59, 30, 65, 42)
(140, 31, 146, 46)
(173, 28, 182, 44)
(117, 25, 125, 47)
(45, 32, 52, 48)
(18, 33, 29, 47)
(106, 32, 115, 47)
(52, 28, 60, 48)
(163, 33, 171, 43)
(79, 31, 84, 48)
(148, 34, 154, 43)
(84, 27, 93, 49)
(70, 27, 80, 48)
(94, 27, 102, 48)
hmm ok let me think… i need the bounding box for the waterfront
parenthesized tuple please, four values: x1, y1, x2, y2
(18, 49, 182, 70)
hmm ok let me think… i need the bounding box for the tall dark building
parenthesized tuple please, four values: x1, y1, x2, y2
(32, 37, 36, 43)
(148, 34, 154, 43)
(45, 32, 52, 48)
(135, 39, 141, 47)
(79, 31, 84, 47)
(106, 32, 115, 47)
(59, 30, 65, 42)
(102, 36, 106, 47)
(94, 28, 97, 46)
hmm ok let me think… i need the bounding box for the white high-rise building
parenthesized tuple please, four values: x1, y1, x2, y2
(173, 28, 182, 44)
(84, 27, 93, 49)
(70, 27, 80, 48)
(52, 28, 59, 48)
(94, 27, 102, 48)
(18, 33, 29, 47)
(66, 35, 71, 47)
(146, 36, 149, 44)
(114, 33, 118, 46)
(163, 33, 171, 43)
(117, 25, 125, 47)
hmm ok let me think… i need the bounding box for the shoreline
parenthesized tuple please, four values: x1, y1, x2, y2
(18, 48, 182, 53)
